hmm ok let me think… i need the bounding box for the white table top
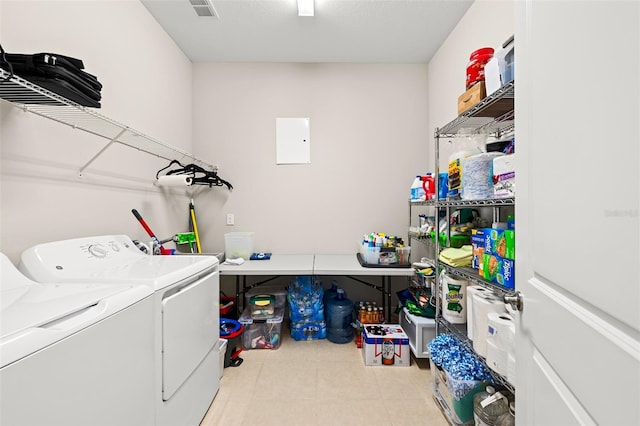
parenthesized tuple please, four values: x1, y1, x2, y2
(220, 253, 413, 276)
(313, 254, 414, 276)
(219, 254, 314, 275)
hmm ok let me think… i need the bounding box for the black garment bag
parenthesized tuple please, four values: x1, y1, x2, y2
(1, 51, 102, 107)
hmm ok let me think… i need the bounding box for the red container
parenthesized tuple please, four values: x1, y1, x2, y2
(220, 294, 237, 317)
(421, 174, 435, 200)
(466, 47, 494, 89)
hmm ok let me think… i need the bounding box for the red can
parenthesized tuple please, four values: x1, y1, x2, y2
(466, 47, 494, 89)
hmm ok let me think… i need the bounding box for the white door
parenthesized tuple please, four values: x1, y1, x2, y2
(516, 1, 639, 425)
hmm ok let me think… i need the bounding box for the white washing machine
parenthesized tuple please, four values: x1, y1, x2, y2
(0, 253, 156, 426)
(20, 235, 220, 426)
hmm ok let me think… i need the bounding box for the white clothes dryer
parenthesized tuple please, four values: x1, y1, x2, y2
(20, 235, 220, 426)
(0, 253, 155, 426)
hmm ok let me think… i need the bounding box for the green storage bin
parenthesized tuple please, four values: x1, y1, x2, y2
(430, 232, 471, 248)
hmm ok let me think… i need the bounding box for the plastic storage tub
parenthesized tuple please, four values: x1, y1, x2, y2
(224, 232, 254, 260)
(400, 307, 436, 359)
(245, 287, 287, 313)
(238, 307, 284, 350)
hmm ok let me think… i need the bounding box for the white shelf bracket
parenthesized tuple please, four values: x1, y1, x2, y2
(78, 128, 128, 176)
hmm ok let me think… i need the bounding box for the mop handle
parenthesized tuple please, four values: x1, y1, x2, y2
(131, 209, 173, 255)
(189, 202, 202, 254)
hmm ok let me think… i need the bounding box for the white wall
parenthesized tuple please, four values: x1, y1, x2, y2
(193, 62, 430, 256)
(0, 0, 193, 263)
(426, 0, 515, 172)
(0, 0, 514, 307)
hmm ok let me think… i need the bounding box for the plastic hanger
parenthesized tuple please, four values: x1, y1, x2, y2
(156, 159, 233, 190)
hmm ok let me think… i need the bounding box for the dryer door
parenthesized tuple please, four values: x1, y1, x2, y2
(162, 272, 218, 401)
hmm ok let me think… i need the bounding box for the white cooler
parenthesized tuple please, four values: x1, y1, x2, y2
(400, 307, 436, 358)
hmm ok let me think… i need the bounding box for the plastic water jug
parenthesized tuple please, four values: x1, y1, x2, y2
(323, 281, 338, 306)
(326, 289, 354, 344)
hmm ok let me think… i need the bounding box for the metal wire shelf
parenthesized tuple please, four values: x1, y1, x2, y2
(436, 81, 515, 138)
(0, 69, 213, 174)
(411, 197, 515, 208)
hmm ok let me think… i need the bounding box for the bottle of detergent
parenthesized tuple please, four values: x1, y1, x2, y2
(421, 173, 435, 200)
(411, 175, 425, 201)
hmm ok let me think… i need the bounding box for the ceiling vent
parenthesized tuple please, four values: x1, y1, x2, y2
(188, 0, 218, 18)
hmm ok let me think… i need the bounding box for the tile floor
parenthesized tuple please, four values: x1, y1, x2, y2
(201, 325, 449, 426)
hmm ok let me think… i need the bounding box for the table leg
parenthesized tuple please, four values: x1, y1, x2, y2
(235, 275, 240, 314)
(386, 276, 392, 322)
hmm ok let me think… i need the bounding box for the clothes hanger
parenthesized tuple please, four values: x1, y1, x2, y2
(156, 159, 233, 190)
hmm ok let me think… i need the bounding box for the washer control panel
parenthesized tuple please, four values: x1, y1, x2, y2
(20, 235, 144, 280)
(83, 239, 128, 259)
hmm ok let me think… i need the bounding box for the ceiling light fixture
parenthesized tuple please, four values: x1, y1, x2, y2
(297, 0, 314, 17)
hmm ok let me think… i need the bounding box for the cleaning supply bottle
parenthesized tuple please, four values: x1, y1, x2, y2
(421, 173, 435, 200)
(411, 175, 425, 201)
(326, 288, 354, 344)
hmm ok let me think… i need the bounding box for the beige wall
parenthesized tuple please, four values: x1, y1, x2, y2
(427, 0, 515, 172)
(0, 0, 193, 262)
(193, 63, 430, 256)
(0, 0, 514, 305)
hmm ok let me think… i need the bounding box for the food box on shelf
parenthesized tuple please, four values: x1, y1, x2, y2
(481, 228, 515, 260)
(481, 253, 515, 289)
(458, 81, 486, 115)
(361, 324, 410, 367)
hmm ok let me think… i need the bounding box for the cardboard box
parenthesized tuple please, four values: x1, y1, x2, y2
(482, 228, 515, 260)
(482, 253, 515, 289)
(362, 324, 410, 366)
(457, 81, 486, 115)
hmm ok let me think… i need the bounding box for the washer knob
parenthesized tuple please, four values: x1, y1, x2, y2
(88, 244, 108, 258)
(110, 242, 120, 252)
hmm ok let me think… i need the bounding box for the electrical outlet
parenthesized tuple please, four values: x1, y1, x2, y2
(226, 213, 234, 226)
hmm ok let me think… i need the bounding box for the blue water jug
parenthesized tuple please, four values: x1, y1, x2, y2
(326, 288, 354, 344)
(323, 280, 338, 306)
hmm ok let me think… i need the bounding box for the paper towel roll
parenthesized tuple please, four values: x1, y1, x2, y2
(442, 274, 468, 324)
(471, 293, 507, 357)
(486, 340, 509, 377)
(466, 286, 492, 340)
(156, 175, 193, 187)
(487, 312, 515, 351)
(486, 313, 515, 377)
